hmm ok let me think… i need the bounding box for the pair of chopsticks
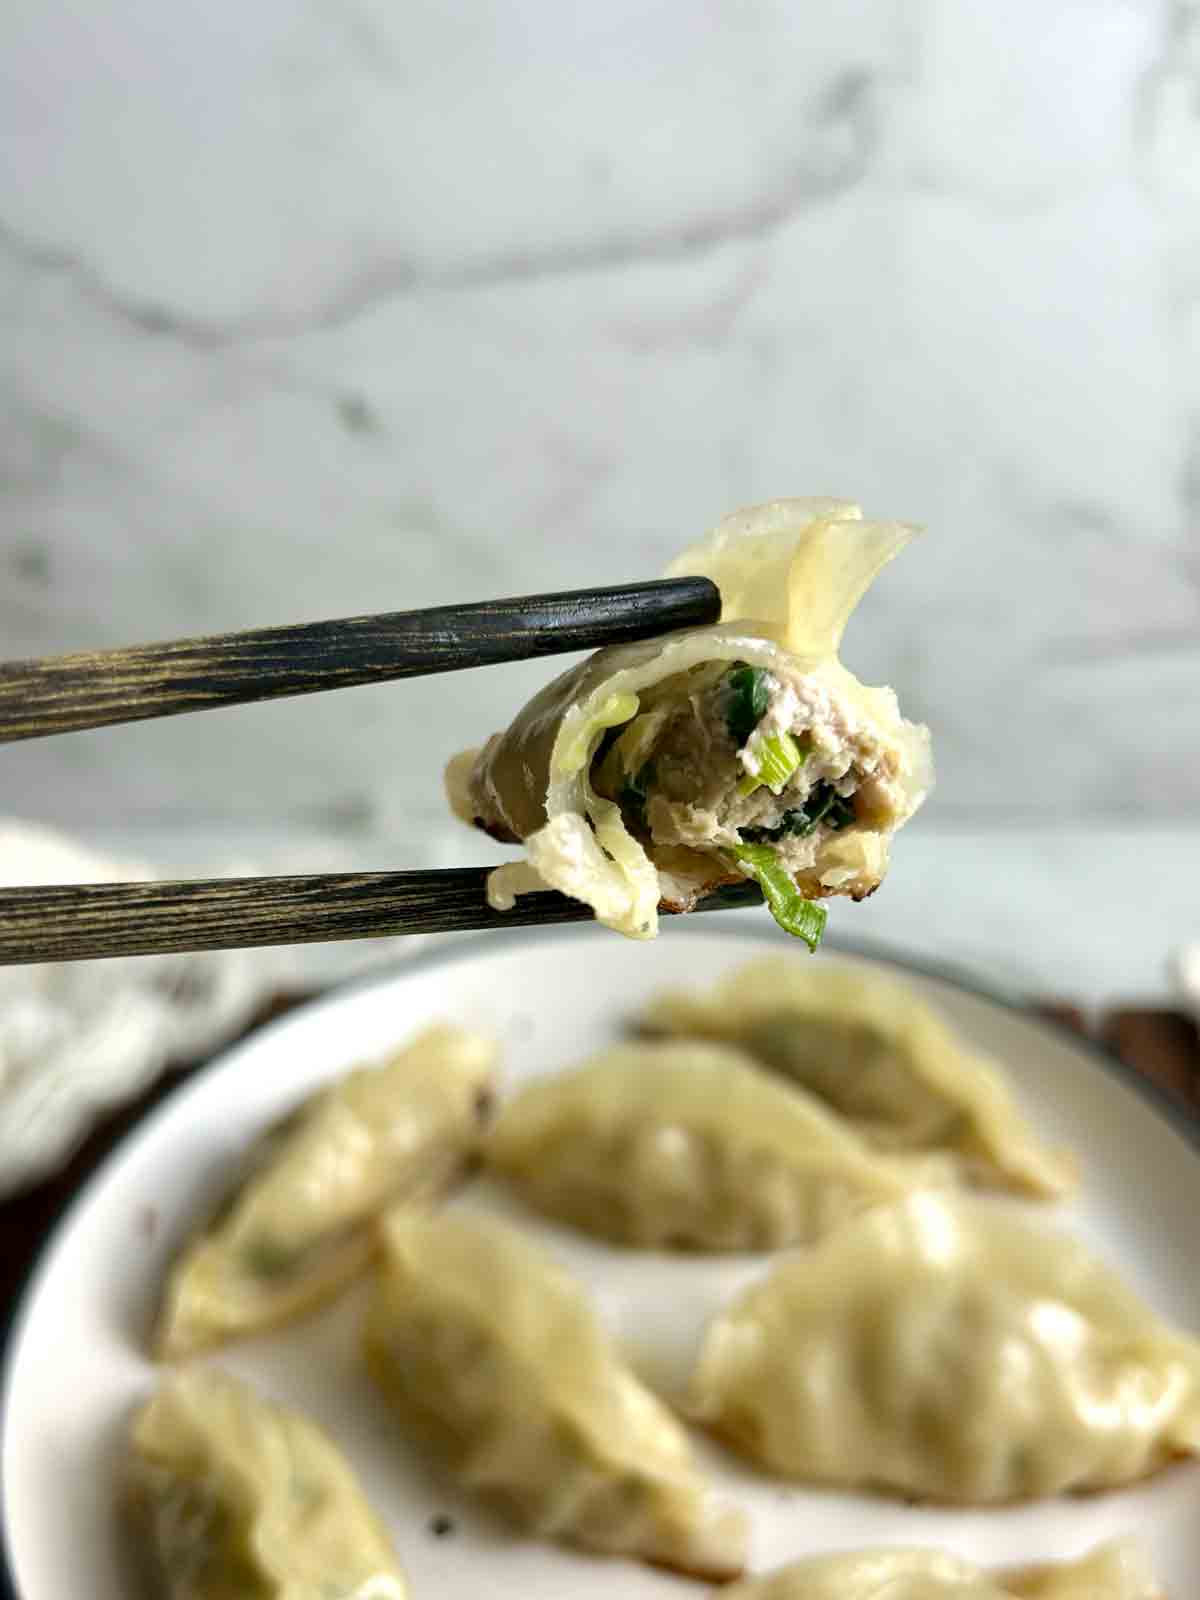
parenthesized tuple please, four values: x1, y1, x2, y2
(0, 579, 762, 964)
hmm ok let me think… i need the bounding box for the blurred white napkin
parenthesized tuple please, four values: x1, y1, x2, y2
(0, 821, 290, 1196)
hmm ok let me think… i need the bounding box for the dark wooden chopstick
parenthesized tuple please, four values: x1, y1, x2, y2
(0, 576, 736, 961)
(0, 577, 720, 744)
(0, 872, 765, 965)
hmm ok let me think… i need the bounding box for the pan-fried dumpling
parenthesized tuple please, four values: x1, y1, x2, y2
(363, 1209, 748, 1580)
(643, 957, 1075, 1197)
(446, 500, 932, 945)
(487, 1041, 953, 1251)
(127, 1368, 408, 1599)
(721, 1540, 1161, 1598)
(688, 1193, 1200, 1502)
(157, 1024, 497, 1358)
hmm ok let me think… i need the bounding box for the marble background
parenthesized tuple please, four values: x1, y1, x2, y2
(0, 0, 1197, 995)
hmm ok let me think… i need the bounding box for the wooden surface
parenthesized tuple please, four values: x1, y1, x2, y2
(0, 576, 720, 743)
(1, 994, 1196, 1325)
(0, 874, 765, 965)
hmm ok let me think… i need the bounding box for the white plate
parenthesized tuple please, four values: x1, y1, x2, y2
(4, 924, 1200, 1597)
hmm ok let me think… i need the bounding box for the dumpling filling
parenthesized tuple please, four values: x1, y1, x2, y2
(593, 659, 901, 863)
(590, 657, 906, 943)
(447, 501, 933, 944)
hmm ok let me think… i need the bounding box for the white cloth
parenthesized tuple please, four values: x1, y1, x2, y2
(0, 820, 287, 1196)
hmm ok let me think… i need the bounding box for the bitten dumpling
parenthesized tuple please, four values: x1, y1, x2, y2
(127, 1368, 408, 1599)
(688, 1193, 1200, 1502)
(363, 1209, 748, 1580)
(643, 957, 1075, 1197)
(487, 1041, 953, 1251)
(721, 1540, 1162, 1598)
(447, 500, 932, 945)
(157, 1024, 497, 1358)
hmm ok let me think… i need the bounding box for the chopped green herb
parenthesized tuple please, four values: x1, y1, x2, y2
(811, 784, 856, 832)
(728, 841, 828, 951)
(740, 781, 856, 843)
(737, 731, 806, 797)
(618, 760, 656, 828)
(724, 663, 769, 745)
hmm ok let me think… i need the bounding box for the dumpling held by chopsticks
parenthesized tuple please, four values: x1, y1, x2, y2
(446, 500, 932, 946)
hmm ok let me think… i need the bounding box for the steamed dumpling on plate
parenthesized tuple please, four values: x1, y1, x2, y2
(157, 1024, 497, 1358)
(643, 957, 1075, 1197)
(446, 500, 932, 946)
(487, 1040, 953, 1251)
(720, 1540, 1161, 1598)
(687, 1192, 1200, 1503)
(127, 1368, 408, 1599)
(363, 1208, 748, 1580)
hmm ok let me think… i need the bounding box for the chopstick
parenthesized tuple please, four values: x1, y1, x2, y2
(0, 872, 765, 965)
(0, 575, 739, 962)
(0, 577, 720, 743)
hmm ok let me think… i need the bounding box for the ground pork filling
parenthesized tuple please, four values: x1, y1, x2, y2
(591, 661, 899, 881)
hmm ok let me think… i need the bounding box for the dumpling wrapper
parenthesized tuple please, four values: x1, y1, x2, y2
(127, 1367, 408, 1600)
(721, 1540, 1162, 1599)
(487, 1040, 954, 1251)
(643, 957, 1075, 1197)
(363, 1208, 748, 1580)
(446, 500, 932, 939)
(688, 1192, 1200, 1503)
(157, 1024, 497, 1358)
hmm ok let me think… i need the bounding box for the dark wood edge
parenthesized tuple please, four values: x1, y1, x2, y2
(0, 578, 720, 743)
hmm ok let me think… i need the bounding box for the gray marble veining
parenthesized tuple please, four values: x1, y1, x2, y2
(0, 0, 1196, 836)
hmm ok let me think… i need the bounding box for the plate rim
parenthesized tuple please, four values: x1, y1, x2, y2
(3, 922, 1197, 1600)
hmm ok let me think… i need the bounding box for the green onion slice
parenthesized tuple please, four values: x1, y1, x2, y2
(728, 841, 827, 951)
(737, 731, 806, 797)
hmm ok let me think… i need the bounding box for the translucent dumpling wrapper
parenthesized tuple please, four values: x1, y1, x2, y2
(720, 1540, 1162, 1599)
(642, 957, 1075, 1197)
(363, 1208, 748, 1581)
(446, 500, 932, 942)
(156, 1024, 497, 1358)
(126, 1368, 408, 1600)
(1004, 1542, 1165, 1599)
(687, 1192, 1200, 1503)
(487, 1040, 955, 1251)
